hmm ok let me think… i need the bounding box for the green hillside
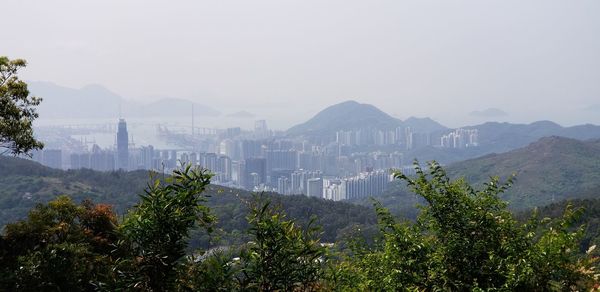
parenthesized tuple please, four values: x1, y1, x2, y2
(374, 136, 600, 216)
(446, 136, 600, 208)
(0, 157, 376, 248)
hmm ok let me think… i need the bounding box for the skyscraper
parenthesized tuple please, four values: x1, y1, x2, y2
(243, 157, 267, 189)
(117, 118, 129, 170)
(306, 178, 323, 198)
(42, 149, 62, 169)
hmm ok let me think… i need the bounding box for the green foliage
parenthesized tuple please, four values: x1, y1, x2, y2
(327, 203, 432, 291)
(178, 249, 241, 291)
(0, 196, 119, 290)
(171, 196, 330, 291)
(445, 136, 600, 209)
(0, 56, 43, 156)
(0, 165, 219, 291)
(530, 198, 600, 256)
(116, 165, 215, 291)
(236, 196, 326, 291)
(1, 161, 598, 290)
(333, 161, 598, 291)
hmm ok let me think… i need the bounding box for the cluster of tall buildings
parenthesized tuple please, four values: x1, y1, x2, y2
(275, 169, 392, 201)
(323, 170, 392, 201)
(235, 157, 267, 189)
(32, 117, 484, 202)
(335, 127, 431, 150)
(440, 128, 479, 149)
(276, 170, 322, 195)
(32, 149, 63, 170)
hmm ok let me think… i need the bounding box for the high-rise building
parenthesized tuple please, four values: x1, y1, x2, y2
(277, 177, 291, 195)
(306, 178, 323, 198)
(139, 145, 155, 170)
(70, 152, 91, 169)
(266, 150, 297, 173)
(90, 144, 115, 171)
(323, 170, 392, 201)
(42, 149, 62, 169)
(239, 140, 263, 160)
(290, 170, 322, 194)
(70, 153, 81, 169)
(116, 118, 129, 170)
(405, 127, 413, 150)
(255, 120, 268, 133)
(440, 129, 479, 148)
(215, 155, 232, 182)
(198, 153, 232, 183)
(242, 157, 267, 189)
(225, 127, 241, 138)
(324, 179, 342, 200)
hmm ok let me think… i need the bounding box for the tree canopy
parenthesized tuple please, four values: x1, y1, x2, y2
(1, 163, 598, 291)
(0, 56, 43, 156)
(329, 162, 599, 290)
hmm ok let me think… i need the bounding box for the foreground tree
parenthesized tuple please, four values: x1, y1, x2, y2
(0, 196, 119, 290)
(0, 165, 215, 291)
(1, 162, 597, 290)
(331, 161, 598, 290)
(0, 56, 43, 156)
(179, 196, 327, 291)
(114, 165, 215, 291)
(238, 197, 326, 291)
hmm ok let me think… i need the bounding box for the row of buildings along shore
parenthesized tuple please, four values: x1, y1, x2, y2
(31, 119, 476, 201)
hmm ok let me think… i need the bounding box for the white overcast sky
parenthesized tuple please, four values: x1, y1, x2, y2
(3, 0, 600, 128)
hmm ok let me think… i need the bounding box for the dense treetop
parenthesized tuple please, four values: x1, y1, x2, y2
(0, 56, 43, 156)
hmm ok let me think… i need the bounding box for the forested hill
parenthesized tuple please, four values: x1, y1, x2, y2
(446, 136, 600, 208)
(0, 156, 376, 248)
(376, 136, 600, 217)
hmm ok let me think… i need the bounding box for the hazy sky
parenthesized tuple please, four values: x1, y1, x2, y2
(4, 0, 600, 128)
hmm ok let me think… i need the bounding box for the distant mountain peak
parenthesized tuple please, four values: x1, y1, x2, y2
(286, 100, 400, 136)
(403, 116, 447, 133)
(318, 100, 382, 114)
(336, 100, 361, 106)
(404, 116, 438, 123)
(469, 108, 508, 118)
(28, 81, 220, 119)
(530, 120, 562, 128)
(287, 100, 447, 136)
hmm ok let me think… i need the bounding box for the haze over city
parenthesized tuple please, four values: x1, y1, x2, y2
(3, 0, 600, 128)
(4, 0, 600, 289)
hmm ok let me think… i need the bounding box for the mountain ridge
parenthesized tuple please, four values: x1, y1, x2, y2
(29, 81, 220, 119)
(446, 136, 600, 208)
(463, 121, 600, 154)
(286, 100, 447, 136)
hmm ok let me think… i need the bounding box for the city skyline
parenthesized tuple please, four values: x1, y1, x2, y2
(30, 115, 435, 201)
